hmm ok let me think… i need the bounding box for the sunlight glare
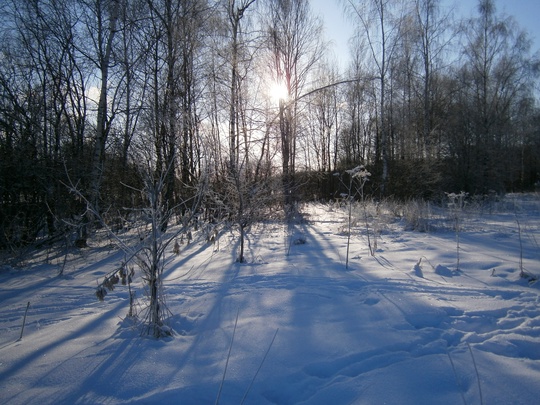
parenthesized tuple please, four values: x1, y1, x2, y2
(269, 81, 288, 104)
(87, 86, 100, 105)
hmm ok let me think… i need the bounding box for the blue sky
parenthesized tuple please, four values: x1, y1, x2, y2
(311, 0, 540, 69)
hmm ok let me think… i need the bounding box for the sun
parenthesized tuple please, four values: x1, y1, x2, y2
(269, 81, 289, 104)
(87, 85, 101, 105)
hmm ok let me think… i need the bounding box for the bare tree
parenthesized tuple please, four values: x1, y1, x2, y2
(116, 0, 149, 169)
(341, 48, 378, 169)
(413, 0, 453, 159)
(78, 0, 121, 242)
(306, 62, 343, 172)
(88, 159, 205, 337)
(453, 0, 536, 192)
(265, 0, 324, 211)
(144, 0, 209, 230)
(0, 0, 89, 247)
(224, 0, 257, 262)
(347, 0, 406, 195)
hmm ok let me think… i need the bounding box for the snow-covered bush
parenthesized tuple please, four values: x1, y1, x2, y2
(401, 199, 432, 232)
(83, 165, 206, 338)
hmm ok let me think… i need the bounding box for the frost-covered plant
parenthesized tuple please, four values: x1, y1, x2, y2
(96, 262, 136, 316)
(351, 167, 373, 257)
(446, 191, 468, 271)
(402, 199, 432, 232)
(516, 217, 525, 278)
(70, 162, 205, 338)
(209, 166, 278, 263)
(335, 165, 371, 268)
(129, 172, 204, 337)
(515, 217, 538, 284)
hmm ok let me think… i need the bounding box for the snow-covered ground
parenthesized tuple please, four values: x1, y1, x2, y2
(1, 194, 539, 404)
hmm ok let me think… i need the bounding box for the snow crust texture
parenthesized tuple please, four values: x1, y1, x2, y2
(1, 194, 539, 404)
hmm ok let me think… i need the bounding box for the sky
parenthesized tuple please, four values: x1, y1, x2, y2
(311, 0, 540, 70)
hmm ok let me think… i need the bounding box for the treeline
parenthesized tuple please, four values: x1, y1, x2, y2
(1, 0, 539, 249)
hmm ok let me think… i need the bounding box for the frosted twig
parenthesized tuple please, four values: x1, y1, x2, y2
(467, 343, 483, 405)
(17, 302, 30, 341)
(446, 350, 467, 405)
(215, 308, 240, 405)
(241, 328, 279, 404)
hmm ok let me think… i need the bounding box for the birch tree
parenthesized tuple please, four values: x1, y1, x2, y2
(265, 0, 324, 211)
(454, 0, 535, 192)
(348, 0, 405, 195)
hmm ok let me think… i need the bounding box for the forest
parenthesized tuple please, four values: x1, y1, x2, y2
(1, 0, 539, 250)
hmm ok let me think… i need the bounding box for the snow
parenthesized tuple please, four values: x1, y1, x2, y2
(1, 194, 539, 404)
